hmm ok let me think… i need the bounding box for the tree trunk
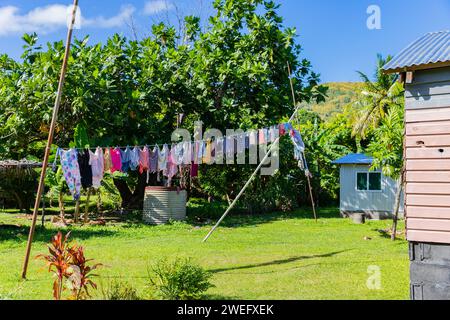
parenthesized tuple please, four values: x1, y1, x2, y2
(113, 172, 159, 211)
(84, 188, 91, 223)
(391, 175, 404, 241)
(12, 191, 24, 213)
(74, 200, 80, 223)
(96, 189, 103, 218)
(58, 191, 66, 223)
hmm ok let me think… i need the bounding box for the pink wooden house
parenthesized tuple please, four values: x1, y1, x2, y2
(384, 30, 450, 300)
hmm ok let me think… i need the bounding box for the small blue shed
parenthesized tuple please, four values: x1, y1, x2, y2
(332, 153, 404, 219)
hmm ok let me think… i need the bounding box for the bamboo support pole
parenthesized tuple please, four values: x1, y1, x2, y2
(202, 62, 318, 242)
(287, 62, 318, 221)
(202, 135, 285, 243)
(21, 0, 79, 279)
(203, 104, 302, 243)
(306, 169, 317, 222)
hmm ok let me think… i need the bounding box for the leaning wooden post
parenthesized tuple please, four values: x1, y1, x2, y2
(202, 63, 318, 243)
(305, 167, 317, 222)
(96, 189, 102, 218)
(21, 0, 79, 279)
(74, 199, 80, 223)
(203, 102, 304, 242)
(287, 62, 318, 222)
(84, 188, 91, 223)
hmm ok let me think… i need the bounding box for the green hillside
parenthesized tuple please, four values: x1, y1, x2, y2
(308, 82, 363, 119)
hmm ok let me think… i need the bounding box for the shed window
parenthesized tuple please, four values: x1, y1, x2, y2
(356, 172, 382, 191)
(357, 173, 368, 190)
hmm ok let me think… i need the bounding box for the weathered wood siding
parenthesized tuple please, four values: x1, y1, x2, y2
(339, 164, 403, 214)
(405, 66, 450, 244)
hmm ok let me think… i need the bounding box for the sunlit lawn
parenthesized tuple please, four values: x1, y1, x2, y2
(0, 207, 408, 300)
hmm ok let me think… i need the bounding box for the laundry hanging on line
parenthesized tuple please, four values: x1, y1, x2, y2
(53, 123, 308, 200)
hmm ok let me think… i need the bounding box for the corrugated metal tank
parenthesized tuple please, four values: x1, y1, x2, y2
(143, 187, 187, 225)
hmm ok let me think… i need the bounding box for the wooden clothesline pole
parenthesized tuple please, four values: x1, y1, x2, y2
(21, 0, 79, 279)
(287, 62, 318, 222)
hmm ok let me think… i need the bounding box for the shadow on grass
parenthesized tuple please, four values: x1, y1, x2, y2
(0, 224, 117, 243)
(186, 206, 341, 229)
(372, 228, 406, 242)
(208, 250, 349, 274)
(203, 294, 238, 300)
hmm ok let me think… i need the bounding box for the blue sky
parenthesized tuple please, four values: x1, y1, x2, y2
(0, 0, 449, 83)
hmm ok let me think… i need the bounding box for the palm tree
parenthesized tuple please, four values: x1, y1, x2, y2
(352, 54, 404, 139)
(353, 54, 406, 240)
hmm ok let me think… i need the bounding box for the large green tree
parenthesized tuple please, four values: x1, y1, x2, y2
(0, 0, 326, 210)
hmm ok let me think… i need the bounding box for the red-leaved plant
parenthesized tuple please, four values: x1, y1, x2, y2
(37, 231, 101, 300)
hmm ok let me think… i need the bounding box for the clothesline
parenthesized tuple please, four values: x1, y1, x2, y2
(54, 122, 307, 202)
(59, 124, 288, 151)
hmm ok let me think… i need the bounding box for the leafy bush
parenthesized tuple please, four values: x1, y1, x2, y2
(102, 281, 140, 300)
(147, 258, 213, 300)
(37, 231, 102, 300)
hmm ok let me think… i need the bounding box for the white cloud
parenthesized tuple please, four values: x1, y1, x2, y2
(143, 0, 174, 15)
(0, 4, 136, 37)
(83, 5, 135, 29)
(0, 5, 70, 36)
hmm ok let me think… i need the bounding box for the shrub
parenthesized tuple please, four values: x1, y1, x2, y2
(147, 258, 213, 300)
(102, 281, 140, 300)
(37, 231, 102, 300)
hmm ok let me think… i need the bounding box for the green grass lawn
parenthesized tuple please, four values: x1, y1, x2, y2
(0, 208, 409, 300)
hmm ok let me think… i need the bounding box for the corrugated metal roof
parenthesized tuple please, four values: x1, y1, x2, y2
(332, 154, 373, 165)
(383, 31, 450, 73)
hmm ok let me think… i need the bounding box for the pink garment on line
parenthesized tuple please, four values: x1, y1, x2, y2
(164, 145, 178, 186)
(258, 129, 266, 144)
(139, 146, 149, 174)
(110, 148, 122, 173)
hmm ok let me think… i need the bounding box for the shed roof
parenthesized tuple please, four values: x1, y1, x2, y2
(332, 154, 373, 165)
(0, 160, 43, 171)
(383, 31, 450, 73)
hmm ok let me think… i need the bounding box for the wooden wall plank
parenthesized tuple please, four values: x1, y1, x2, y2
(405, 107, 450, 122)
(406, 135, 450, 148)
(406, 147, 450, 159)
(407, 206, 450, 219)
(406, 160, 450, 171)
(407, 230, 450, 243)
(406, 183, 450, 195)
(405, 94, 450, 110)
(405, 81, 450, 98)
(408, 218, 450, 232)
(406, 171, 450, 183)
(407, 194, 450, 207)
(406, 121, 450, 136)
(411, 67, 450, 84)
